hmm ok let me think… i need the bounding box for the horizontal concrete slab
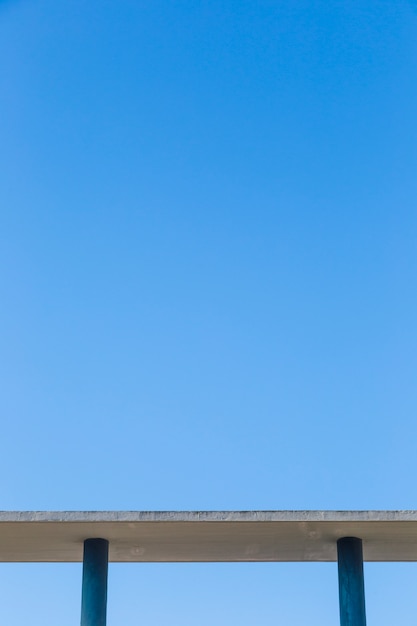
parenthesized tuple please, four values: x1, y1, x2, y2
(1, 511, 417, 562)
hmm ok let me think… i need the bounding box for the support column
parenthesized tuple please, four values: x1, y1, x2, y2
(81, 538, 109, 626)
(337, 537, 366, 626)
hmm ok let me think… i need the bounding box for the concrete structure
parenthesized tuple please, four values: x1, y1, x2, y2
(1, 510, 417, 562)
(2, 510, 417, 624)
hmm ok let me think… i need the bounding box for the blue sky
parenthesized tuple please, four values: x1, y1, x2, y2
(1, 0, 417, 623)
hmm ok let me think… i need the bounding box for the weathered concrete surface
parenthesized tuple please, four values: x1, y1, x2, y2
(1, 511, 417, 562)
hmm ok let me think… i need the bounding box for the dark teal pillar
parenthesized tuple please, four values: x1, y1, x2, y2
(81, 538, 109, 626)
(337, 537, 366, 626)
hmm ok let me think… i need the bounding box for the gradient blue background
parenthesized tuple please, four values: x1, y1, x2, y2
(1, 0, 417, 623)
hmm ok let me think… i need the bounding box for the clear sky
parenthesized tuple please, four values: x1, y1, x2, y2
(1, 0, 417, 624)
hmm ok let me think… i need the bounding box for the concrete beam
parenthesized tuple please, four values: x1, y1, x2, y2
(0, 511, 417, 562)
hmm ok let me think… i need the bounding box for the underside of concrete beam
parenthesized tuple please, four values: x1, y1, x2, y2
(0, 511, 416, 562)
